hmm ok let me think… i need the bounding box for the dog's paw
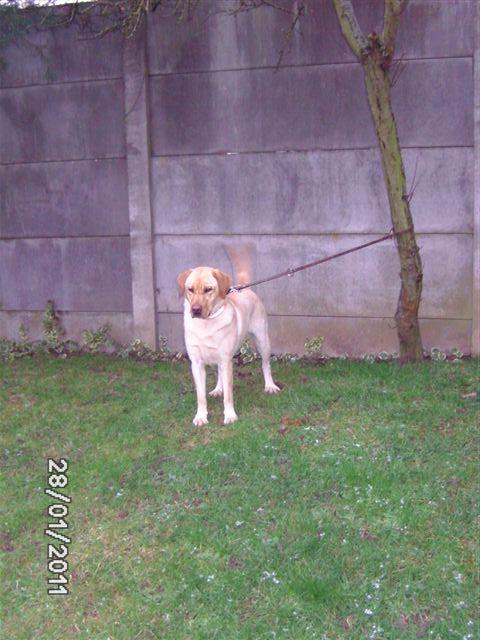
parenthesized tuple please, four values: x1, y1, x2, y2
(209, 387, 223, 398)
(224, 409, 238, 424)
(264, 383, 281, 394)
(193, 413, 208, 427)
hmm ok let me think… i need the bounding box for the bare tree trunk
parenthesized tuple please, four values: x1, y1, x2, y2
(333, 0, 423, 362)
(363, 35, 423, 362)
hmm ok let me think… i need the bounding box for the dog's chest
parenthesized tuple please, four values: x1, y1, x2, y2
(184, 307, 242, 364)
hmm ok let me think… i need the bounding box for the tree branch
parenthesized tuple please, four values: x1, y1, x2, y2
(383, 0, 409, 59)
(332, 0, 368, 61)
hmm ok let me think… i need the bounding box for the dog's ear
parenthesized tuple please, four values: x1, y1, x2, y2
(177, 269, 192, 295)
(212, 269, 232, 298)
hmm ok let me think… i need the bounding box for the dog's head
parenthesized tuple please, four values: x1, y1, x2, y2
(177, 266, 232, 319)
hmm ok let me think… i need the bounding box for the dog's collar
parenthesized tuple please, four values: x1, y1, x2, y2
(208, 305, 225, 319)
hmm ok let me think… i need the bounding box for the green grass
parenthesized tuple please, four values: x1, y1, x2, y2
(0, 355, 478, 639)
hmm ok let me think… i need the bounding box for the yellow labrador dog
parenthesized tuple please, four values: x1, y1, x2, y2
(177, 266, 280, 426)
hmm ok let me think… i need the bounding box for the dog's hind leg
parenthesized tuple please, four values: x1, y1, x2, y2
(249, 307, 280, 395)
(209, 365, 223, 397)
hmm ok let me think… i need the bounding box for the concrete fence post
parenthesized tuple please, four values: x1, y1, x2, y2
(123, 22, 158, 349)
(473, 0, 480, 356)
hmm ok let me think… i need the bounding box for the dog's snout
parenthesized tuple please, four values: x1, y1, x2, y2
(191, 304, 202, 318)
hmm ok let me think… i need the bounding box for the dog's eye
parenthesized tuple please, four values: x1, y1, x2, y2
(204, 287, 213, 293)
(187, 287, 194, 293)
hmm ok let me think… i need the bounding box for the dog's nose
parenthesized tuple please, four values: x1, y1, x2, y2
(191, 305, 202, 318)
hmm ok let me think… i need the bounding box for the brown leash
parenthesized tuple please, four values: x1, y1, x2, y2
(229, 227, 413, 292)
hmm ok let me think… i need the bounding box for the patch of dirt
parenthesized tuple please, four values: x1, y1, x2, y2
(395, 610, 434, 636)
(228, 555, 244, 570)
(359, 527, 378, 541)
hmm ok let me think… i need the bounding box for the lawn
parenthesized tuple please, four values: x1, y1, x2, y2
(1, 355, 478, 639)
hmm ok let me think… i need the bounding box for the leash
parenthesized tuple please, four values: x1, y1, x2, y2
(229, 227, 413, 292)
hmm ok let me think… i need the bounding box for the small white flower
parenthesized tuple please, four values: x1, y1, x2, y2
(262, 570, 280, 584)
(206, 575, 215, 582)
(364, 608, 374, 616)
(369, 624, 383, 639)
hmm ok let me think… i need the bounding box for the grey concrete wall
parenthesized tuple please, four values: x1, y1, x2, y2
(149, 0, 477, 355)
(0, 19, 132, 343)
(0, 0, 478, 356)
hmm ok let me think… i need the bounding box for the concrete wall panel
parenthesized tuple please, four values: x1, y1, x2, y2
(0, 159, 129, 238)
(147, 0, 474, 75)
(150, 64, 373, 155)
(157, 312, 471, 357)
(0, 20, 123, 88)
(392, 58, 473, 148)
(396, 0, 475, 60)
(0, 310, 132, 344)
(266, 316, 472, 357)
(150, 59, 471, 156)
(151, 147, 472, 235)
(0, 238, 132, 311)
(0, 80, 125, 163)
(148, 0, 356, 74)
(154, 234, 472, 319)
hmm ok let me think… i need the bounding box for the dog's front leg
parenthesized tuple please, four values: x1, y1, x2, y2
(220, 359, 238, 424)
(191, 359, 208, 426)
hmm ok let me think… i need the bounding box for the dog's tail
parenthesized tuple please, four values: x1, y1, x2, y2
(223, 243, 255, 287)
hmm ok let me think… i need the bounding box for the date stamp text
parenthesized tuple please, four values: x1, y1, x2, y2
(45, 458, 71, 595)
